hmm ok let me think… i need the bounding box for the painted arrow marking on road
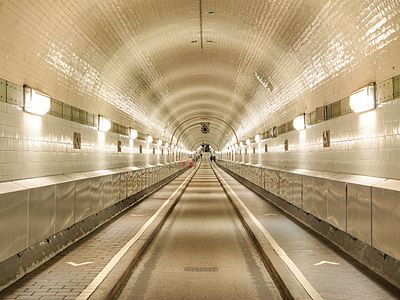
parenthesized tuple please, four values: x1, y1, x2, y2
(314, 260, 340, 266)
(66, 262, 94, 267)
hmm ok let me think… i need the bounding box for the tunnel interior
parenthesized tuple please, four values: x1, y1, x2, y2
(0, 0, 400, 298)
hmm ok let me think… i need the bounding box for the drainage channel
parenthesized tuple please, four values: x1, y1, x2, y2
(114, 158, 282, 300)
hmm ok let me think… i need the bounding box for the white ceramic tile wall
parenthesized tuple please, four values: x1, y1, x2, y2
(225, 97, 400, 180)
(0, 102, 184, 182)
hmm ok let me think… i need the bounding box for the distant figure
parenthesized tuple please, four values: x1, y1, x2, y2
(210, 155, 213, 163)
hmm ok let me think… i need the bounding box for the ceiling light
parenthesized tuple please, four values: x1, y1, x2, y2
(293, 114, 306, 131)
(147, 135, 153, 144)
(350, 84, 376, 113)
(23, 86, 50, 116)
(98, 115, 111, 132)
(129, 128, 138, 139)
(255, 134, 261, 143)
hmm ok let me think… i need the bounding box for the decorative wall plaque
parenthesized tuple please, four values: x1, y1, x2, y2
(323, 130, 330, 147)
(284, 139, 289, 151)
(73, 132, 81, 149)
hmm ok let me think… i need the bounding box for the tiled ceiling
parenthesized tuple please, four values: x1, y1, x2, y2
(0, 0, 399, 150)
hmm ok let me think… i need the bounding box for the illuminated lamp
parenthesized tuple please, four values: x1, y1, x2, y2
(129, 128, 138, 139)
(147, 135, 153, 144)
(293, 114, 306, 131)
(23, 86, 50, 116)
(350, 84, 376, 113)
(98, 115, 111, 132)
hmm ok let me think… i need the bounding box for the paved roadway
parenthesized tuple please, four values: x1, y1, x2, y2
(116, 159, 281, 299)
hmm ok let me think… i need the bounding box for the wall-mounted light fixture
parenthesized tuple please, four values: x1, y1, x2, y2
(350, 84, 376, 113)
(129, 128, 138, 139)
(98, 115, 111, 132)
(23, 86, 50, 116)
(293, 114, 306, 131)
(157, 139, 162, 147)
(240, 141, 244, 148)
(255, 134, 261, 143)
(147, 135, 153, 144)
(246, 138, 251, 146)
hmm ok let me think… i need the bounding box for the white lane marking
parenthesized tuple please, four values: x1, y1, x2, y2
(314, 261, 340, 266)
(265, 213, 278, 216)
(76, 167, 198, 300)
(213, 167, 323, 300)
(130, 214, 145, 217)
(66, 262, 94, 267)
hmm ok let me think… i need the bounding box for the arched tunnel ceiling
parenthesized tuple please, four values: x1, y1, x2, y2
(0, 0, 399, 150)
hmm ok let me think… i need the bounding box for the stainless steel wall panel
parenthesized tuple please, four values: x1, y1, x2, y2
(347, 183, 372, 244)
(278, 171, 288, 201)
(27, 186, 56, 246)
(111, 173, 120, 204)
(0, 183, 28, 263)
(327, 179, 347, 231)
(372, 180, 400, 261)
(271, 170, 280, 196)
(313, 177, 328, 221)
(291, 174, 302, 208)
(102, 175, 113, 209)
(347, 176, 385, 245)
(55, 181, 75, 233)
(75, 179, 91, 222)
(264, 169, 279, 196)
(119, 172, 127, 201)
(302, 175, 314, 213)
(126, 172, 134, 196)
(90, 176, 103, 213)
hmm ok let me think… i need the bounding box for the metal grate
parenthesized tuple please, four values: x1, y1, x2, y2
(184, 267, 219, 272)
